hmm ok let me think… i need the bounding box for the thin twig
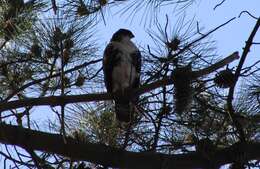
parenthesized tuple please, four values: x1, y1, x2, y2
(214, 0, 226, 10)
(239, 11, 258, 20)
(0, 40, 7, 50)
(51, 0, 57, 14)
(196, 21, 204, 36)
(167, 17, 236, 62)
(4, 59, 101, 101)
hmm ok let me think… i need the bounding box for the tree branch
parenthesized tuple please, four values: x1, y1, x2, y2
(214, 0, 226, 10)
(0, 93, 112, 112)
(167, 17, 236, 62)
(192, 51, 239, 77)
(0, 52, 239, 112)
(227, 17, 260, 141)
(0, 123, 259, 169)
(4, 59, 102, 101)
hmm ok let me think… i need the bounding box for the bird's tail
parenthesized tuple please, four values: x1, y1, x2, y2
(115, 99, 133, 123)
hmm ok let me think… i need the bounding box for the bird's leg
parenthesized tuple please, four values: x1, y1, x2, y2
(113, 86, 125, 101)
(196, 138, 219, 169)
(229, 141, 248, 169)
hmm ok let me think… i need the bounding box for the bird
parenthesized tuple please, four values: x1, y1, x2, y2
(103, 29, 141, 122)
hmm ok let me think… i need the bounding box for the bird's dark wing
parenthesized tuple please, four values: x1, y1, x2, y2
(103, 43, 122, 93)
(131, 50, 141, 88)
(103, 43, 132, 122)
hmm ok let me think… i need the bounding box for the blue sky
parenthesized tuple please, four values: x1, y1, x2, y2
(97, 0, 260, 64)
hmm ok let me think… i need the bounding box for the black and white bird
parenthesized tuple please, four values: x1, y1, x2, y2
(103, 29, 141, 122)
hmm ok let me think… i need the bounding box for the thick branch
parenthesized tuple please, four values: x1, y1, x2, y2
(192, 51, 239, 77)
(0, 123, 259, 169)
(0, 93, 112, 112)
(227, 17, 260, 141)
(0, 52, 239, 112)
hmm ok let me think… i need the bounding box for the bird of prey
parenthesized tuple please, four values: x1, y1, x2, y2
(103, 29, 141, 122)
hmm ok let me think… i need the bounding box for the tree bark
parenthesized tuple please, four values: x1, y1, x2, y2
(0, 123, 259, 169)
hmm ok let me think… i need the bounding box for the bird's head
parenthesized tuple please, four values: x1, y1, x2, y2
(111, 29, 134, 42)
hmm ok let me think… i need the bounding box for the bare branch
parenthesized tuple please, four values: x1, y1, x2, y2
(0, 93, 112, 112)
(167, 17, 236, 62)
(196, 21, 204, 36)
(192, 51, 239, 77)
(239, 11, 258, 20)
(0, 52, 239, 112)
(51, 0, 57, 14)
(214, 0, 226, 10)
(227, 18, 260, 141)
(4, 59, 102, 101)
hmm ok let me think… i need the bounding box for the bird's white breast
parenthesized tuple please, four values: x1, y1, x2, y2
(111, 41, 138, 92)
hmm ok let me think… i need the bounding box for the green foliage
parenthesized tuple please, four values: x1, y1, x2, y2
(68, 104, 122, 147)
(0, 0, 46, 40)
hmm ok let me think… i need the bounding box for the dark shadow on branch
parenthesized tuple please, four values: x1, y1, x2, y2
(0, 123, 259, 169)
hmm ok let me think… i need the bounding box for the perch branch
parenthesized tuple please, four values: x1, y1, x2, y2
(0, 52, 239, 112)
